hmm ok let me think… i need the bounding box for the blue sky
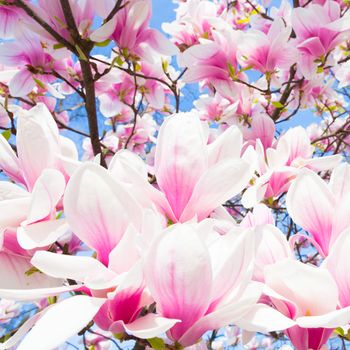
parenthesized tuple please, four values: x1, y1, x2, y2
(151, 0, 177, 28)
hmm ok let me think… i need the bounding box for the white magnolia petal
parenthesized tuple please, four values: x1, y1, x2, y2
(17, 219, 69, 249)
(17, 296, 105, 350)
(124, 313, 181, 339)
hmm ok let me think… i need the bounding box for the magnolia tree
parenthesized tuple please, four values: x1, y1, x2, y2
(0, 0, 350, 349)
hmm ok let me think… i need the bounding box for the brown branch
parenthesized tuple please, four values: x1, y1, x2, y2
(60, 0, 106, 167)
(104, 0, 124, 23)
(270, 65, 298, 121)
(124, 63, 142, 149)
(79, 59, 106, 167)
(246, 0, 273, 20)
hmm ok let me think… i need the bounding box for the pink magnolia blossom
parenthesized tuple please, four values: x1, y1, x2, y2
(96, 69, 135, 119)
(0, 103, 77, 190)
(264, 259, 350, 350)
(162, 0, 219, 48)
(0, 32, 67, 97)
(91, 0, 178, 60)
(24, 162, 179, 347)
(0, 169, 68, 253)
(103, 114, 253, 223)
(193, 93, 238, 123)
(0, 104, 79, 251)
(0, 5, 26, 39)
(237, 18, 296, 74)
(178, 22, 241, 87)
(292, 1, 350, 78)
(151, 112, 253, 222)
(242, 126, 341, 208)
(143, 222, 294, 346)
(322, 228, 350, 308)
(286, 163, 350, 256)
(28, 0, 115, 43)
(240, 206, 292, 283)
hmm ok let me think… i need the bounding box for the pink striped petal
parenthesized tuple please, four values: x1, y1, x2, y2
(9, 69, 35, 97)
(286, 169, 335, 256)
(144, 224, 212, 341)
(180, 159, 252, 222)
(16, 103, 61, 190)
(155, 113, 208, 221)
(64, 163, 142, 265)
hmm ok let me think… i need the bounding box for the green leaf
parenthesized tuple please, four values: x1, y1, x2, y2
(147, 337, 166, 350)
(162, 59, 169, 73)
(56, 211, 63, 219)
(53, 43, 65, 50)
(272, 101, 284, 109)
(33, 77, 46, 89)
(121, 47, 129, 58)
(113, 333, 124, 340)
(25, 266, 42, 276)
(1, 130, 11, 141)
(95, 39, 111, 47)
(335, 327, 345, 336)
(134, 63, 142, 72)
(227, 62, 236, 79)
(115, 56, 123, 66)
(47, 296, 57, 305)
(240, 65, 253, 72)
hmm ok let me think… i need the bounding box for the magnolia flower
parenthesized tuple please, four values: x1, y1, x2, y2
(91, 0, 178, 60)
(237, 18, 296, 74)
(0, 32, 66, 97)
(21, 162, 178, 348)
(107, 112, 253, 223)
(0, 104, 78, 251)
(286, 163, 350, 256)
(263, 259, 350, 350)
(153, 112, 253, 222)
(242, 126, 341, 208)
(143, 222, 294, 346)
(292, 1, 350, 78)
(322, 228, 350, 309)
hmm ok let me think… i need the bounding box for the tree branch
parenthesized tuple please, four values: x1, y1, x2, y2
(60, 0, 106, 167)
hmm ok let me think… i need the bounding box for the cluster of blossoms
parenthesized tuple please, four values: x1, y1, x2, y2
(0, 0, 350, 350)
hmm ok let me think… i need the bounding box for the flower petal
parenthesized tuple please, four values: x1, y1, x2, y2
(17, 296, 105, 350)
(286, 169, 335, 256)
(155, 113, 208, 221)
(181, 159, 252, 222)
(31, 251, 117, 289)
(17, 219, 69, 249)
(0, 133, 24, 184)
(144, 224, 212, 341)
(27, 169, 66, 224)
(123, 313, 181, 339)
(64, 163, 142, 265)
(16, 103, 61, 190)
